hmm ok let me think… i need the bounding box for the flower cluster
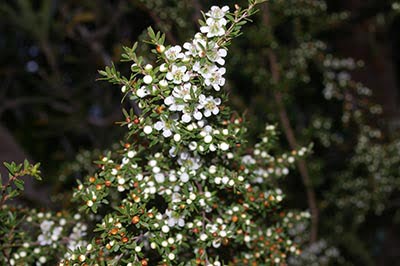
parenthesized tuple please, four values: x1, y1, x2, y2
(68, 2, 310, 265)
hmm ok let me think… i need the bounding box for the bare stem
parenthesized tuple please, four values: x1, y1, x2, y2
(262, 4, 319, 243)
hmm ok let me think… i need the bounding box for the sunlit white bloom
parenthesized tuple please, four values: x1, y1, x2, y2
(200, 18, 226, 38)
(166, 65, 190, 84)
(198, 94, 221, 117)
(206, 6, 230, 20)
(165, 45, 184, 61)
(136, 86, 150, 98)
(204, 66, 226, 91)
(154, 119, 174, 137)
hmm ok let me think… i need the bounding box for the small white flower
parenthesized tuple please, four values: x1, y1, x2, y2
(178, 152, 201, 171)
(193, 110, 203, 120)
(173, 134, 181, 142)
(136, 86, 150, 98)
(180, 172, 190, 183)
(204, 66, 226, 91)
(189, 141, 198, 151)
(206, 6, 230, 20)
(161, 225, 169, 233)
(155, 173, 165, 183)
(159, 79, 168, 88)
(200, 233, 208, 241)
(166, 65, 190, 84)
(143, 125, 153, 135)
(143, 75, 153, 84)
(166, 209, 185, 227)
(154, 119, 174, 137)
(160, 63, 168, 72)
(181, 112, 192, 123)
(219, 142, 230, 151)
(172, 83, 198, 102)
(198, 94, 221, 117)
(183, 38, 207, 57)
(200, 18, 226, 38)
(165, 45, 184, 61)
(164, 96, 185, 112)
(206, 43, 228, 65)
(204, 135, 213, 143)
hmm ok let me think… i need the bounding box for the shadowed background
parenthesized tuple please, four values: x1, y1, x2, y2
(0, 0, 399, 265)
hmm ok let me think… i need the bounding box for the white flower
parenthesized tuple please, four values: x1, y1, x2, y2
(181, 112, 192, 123)
(166, 65, 190, 84)
(143, 125, 153, 135)
(161, 225, 170, 233)
(204, 66, 226, 91)
(143, 75, 153, 84)
(178, 152, 201, 171)
(200, 18, 226, 38)
(160, 63, 168, 72)
(165, 45, 184, 61)
(219, 142, 230, 151)
(173, 134, 181, 142)
(40, 220, 54, 233)
(155, 173, 165, 183)
(183, 37, 207, 57)
(159, 79, 168, 87)
(206, 6, 230, 20)
(206, 43, 227, 65)
(165, 209, 185, 227)
(136, 86, 150, 98)
(198, 94, 221, 117)
(172, 83, 198, 102)
(193, 109, 203, 120)
(154, 119, 174, 137)
(180, 172, 190, 183)
(200, 125, 213, 138)
(164, 96, 185, 112)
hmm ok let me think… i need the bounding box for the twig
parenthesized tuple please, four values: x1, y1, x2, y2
(262, 4, 319, 243)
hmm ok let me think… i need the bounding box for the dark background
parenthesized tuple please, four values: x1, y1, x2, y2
(0, 0, 399, 265)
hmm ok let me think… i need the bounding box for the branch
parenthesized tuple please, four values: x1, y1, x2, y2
(262, 4, 319, 243)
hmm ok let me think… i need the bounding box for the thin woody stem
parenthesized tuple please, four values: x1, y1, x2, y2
(262, 4, 319, 243)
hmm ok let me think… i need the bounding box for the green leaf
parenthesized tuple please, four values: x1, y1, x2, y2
(14, 178, 24, 191)
(3, 162, 16, 175)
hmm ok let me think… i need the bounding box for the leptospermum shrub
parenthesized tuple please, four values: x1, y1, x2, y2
(1, 2, 312, 265)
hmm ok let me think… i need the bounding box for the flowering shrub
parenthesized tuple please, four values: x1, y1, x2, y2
(0, 1, 314, 265)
